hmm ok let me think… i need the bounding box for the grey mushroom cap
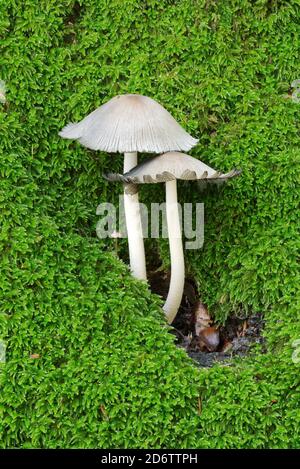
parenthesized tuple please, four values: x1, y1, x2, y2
(105, 152, 242, 185)
(59, 94, 198, 153)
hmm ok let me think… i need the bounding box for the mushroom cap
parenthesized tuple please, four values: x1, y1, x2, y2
(105, 152, 241, 184)
(59, 94, 198, 153)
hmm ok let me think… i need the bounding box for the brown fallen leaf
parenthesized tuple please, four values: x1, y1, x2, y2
(30, 354, 40, 359)
(242, 320, 248, 336)
(221, 340, 233, 353)
(193, 302, 220, 351)
(193, 302, 212, 336)
(237, 320, 248, 337)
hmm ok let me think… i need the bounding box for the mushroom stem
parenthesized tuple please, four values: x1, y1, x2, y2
(163, 179, 185, 323)
(123, 152, 147, 280)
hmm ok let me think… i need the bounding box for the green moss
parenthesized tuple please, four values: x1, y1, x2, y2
(0, 0, 299, 448)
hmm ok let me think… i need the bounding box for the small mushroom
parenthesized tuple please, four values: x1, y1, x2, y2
(59, 95, 198, 280)
(105, 152, 241, 323)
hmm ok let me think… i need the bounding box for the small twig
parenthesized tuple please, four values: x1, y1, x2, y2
(99, 404, 109, 421)
(197, 396, 202, 415)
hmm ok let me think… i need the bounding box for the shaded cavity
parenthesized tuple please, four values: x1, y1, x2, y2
(149, 270, 266, 368)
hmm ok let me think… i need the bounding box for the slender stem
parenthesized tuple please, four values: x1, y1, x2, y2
(123, 152, 147, 280)
(163, 180, 185, 323)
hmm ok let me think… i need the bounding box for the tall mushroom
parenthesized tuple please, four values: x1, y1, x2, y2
(59, 94, 198, 280)
(106, 152, 241, 323)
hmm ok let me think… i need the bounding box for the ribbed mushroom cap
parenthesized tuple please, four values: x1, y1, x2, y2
(59, 94, 198, 153)
(105, 152, 241, 184)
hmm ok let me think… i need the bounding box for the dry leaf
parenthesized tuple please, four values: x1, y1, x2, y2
(221, 340, 233, 353)
(193, 302, 212, 336)
(237, 320, 248, 337)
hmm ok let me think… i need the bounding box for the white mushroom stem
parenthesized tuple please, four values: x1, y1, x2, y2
(123, 152, 147, 280)
(163, 180, 185, 323)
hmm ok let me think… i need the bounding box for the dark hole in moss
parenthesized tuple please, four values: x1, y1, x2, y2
(149, 270, 266, 367)
(63, 1, 82, 26)
(62, 2, 83, 44)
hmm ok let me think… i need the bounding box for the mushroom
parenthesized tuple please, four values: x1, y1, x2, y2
(59, 94, 198, 280)
(105, 152, 241, 323)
